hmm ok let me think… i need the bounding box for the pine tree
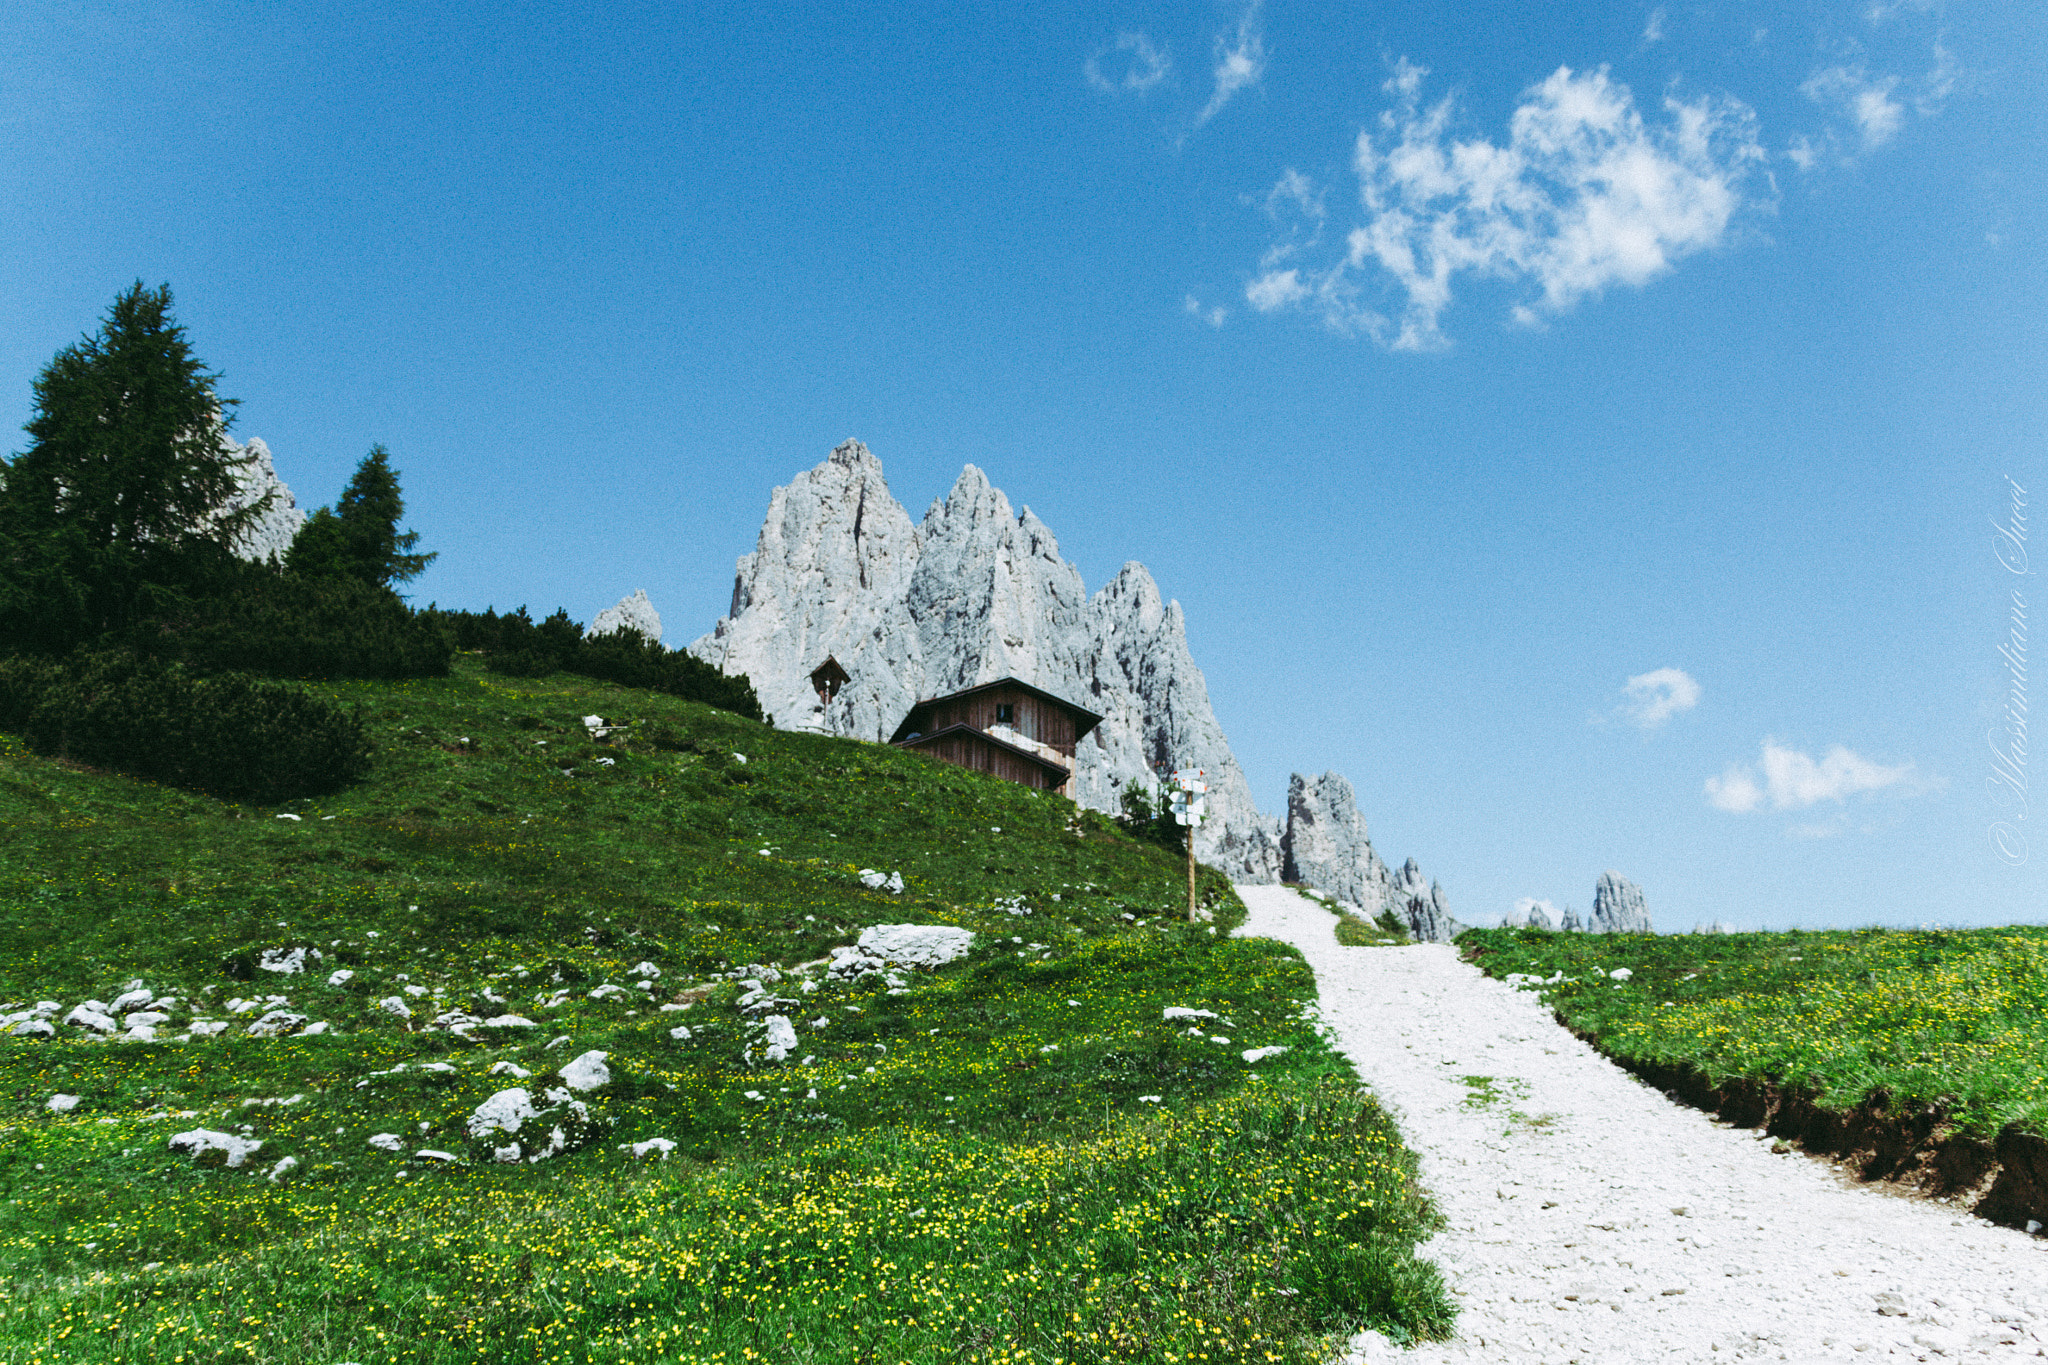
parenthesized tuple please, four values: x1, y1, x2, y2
(0, 282, 263, 644)
(285, 445, 436, 590)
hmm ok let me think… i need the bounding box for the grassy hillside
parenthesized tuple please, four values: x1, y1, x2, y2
(1459, 926, 2048, 1142)
(0, 660, 1453, 1364)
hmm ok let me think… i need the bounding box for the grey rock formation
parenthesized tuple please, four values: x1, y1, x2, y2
(1282, 772, 1395, 910)
(589, 590, 663, 642)
(219, 435, 305, 564)
(1591, 872, 1653, 934)
(1559, 905, 1584, 932)
(691, 441, 1282, 879)
(1391, 857, 1460, 943)
(1520, 899, 1555, 932)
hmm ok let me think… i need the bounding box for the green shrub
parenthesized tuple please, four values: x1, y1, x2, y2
(0, 650, 371, 802)
(570, 627, 763, 721)
(429, 606, 764, 721)
(151, 570, 451, 679)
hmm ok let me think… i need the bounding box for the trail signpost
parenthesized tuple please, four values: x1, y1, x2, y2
(1169, 767, 1206, 921)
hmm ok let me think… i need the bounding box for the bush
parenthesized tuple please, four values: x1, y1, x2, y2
(570, 628, 763, 721)
(150, 570, 451, 679)
(427, 607, 764, 721)
(0, 651, 371, 802)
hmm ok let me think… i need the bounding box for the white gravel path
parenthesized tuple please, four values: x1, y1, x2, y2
(1234, 883, 2047, 1365)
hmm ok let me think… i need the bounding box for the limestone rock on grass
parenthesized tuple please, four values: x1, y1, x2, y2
(558, 1050, 611, 1092)
(169, 1129, 264, 1168)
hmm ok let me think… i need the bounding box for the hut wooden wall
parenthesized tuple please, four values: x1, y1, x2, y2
(919, 684, 1078, 758)
(908, 730, 1064, 791)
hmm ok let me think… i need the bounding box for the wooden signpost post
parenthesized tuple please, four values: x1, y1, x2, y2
(1169, 767, 1207, 921)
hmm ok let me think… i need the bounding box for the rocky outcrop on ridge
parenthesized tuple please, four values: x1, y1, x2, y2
(1390, 857, 1460, 944)
(219, 435, 304, 564)
(1592, 872, 1653, 934)
(589, 590, 662, 642)
(690, 441, 1282, 880)
(1281, 772, 1394, 909)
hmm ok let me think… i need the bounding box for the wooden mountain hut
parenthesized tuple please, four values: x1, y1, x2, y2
(888, 677, 1102, 798)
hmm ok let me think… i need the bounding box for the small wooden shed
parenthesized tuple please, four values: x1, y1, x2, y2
(889, 677, 1102, 798)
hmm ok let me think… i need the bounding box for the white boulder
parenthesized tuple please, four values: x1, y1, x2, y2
(169, 1129, 264, 1167)
(558, 1050, 611, 1092)
(467, 1089, 540, 1139)
(762, 1014, 798, 1062)
(257, 947, 308, 975)
(64, 1006, 118, 1033)
(47, 1094, 80, 1112)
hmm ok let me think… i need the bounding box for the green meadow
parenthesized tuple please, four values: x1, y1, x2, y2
(1460, 926, 2048, 1140)
(0, 660, 1453, 1364)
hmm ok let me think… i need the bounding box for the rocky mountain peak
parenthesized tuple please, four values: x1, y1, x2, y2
(690, 440, 1282, 879)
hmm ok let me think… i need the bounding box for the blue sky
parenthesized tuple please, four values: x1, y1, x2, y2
(5, 0, 2044, 930)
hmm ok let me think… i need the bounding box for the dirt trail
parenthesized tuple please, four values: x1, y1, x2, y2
(1233, 883, 2046, 1364)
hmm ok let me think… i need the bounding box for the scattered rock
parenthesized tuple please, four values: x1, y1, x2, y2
(64, 1005, 118, 1034)
(109, 988, 154, 1012)
(376, 997, 413, 1021)
(483, 1014, 536, 1029)
(858, 869, 906, 894)
(368, 1134, 404, 1152)
(47, 1094, 80, 1113)
(415, 1149, 459, 1163)
(328, 969, 355, 988)
(267, 1156, 299, 1183)
(467, 1089, 540, 1139)
(558, 1050, 611, 1092)
(488, 1061, 532, 1078)
(1241, 1046, 1290, 1063)
(245, 1010, 310, 1037)
(257, 947, 308, 975)
(625, 1138, 676, 1159)
(169, 1129, 264, 1168)
(828, 924, 976, 983)
(761, 1015, 798, 1062)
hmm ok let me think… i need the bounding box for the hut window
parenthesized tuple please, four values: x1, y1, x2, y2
(996, 703, 1014, 723)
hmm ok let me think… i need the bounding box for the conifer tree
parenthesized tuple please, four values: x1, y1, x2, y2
(0, 282, 262, 644)
(285, 445, 436, 590)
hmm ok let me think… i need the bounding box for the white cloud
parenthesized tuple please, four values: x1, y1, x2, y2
(1182, 294, 1227, 328)
(1790, 38, 1955, 169)
(1619, 667, 1701, 729)
(1705, 739, 1918, 814)
(1195, 1, 1265, 128)
(1244, 269, 1307, 312)
(1642, 7, 1666, 43)
(1087, 32, 1171, 95)
(1246, 63, 1766, 348)
(1802, 66, 1904, 148)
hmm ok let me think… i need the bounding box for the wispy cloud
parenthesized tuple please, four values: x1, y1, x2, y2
(1617, 667, 1701, 730)
(1246, 61, 1767, 349)
(1087, 32, 1171, 95)
(1195, 1, 1265, 128)
(1788, 35, 1956, 168)
(1642, 7, 1666, 44)
(1183, 294, 1227, 328)
(1705, 739, 1919, 814)
(1803, 65, 1904, 147)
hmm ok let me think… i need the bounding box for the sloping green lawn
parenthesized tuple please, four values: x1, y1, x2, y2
(0, 660, 1452, 1364)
